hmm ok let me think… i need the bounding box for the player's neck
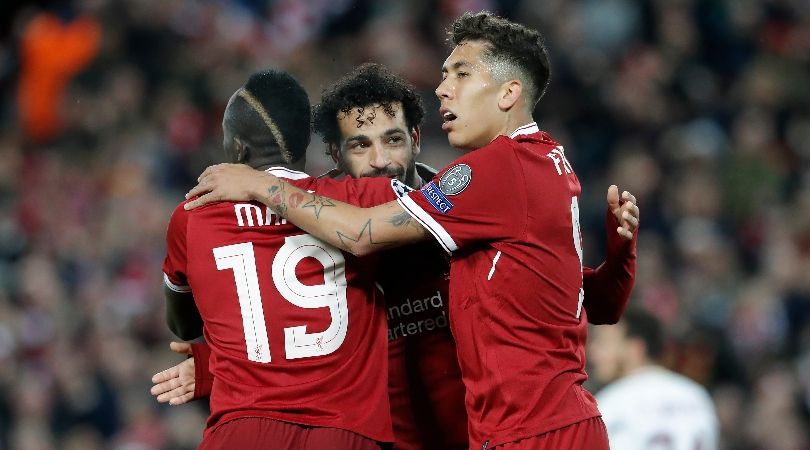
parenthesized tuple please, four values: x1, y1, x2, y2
(503, 109, 535, 138)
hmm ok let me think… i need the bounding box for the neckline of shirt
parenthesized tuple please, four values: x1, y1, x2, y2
(509, 122, 539, 138)
(265, 166, 309, 180)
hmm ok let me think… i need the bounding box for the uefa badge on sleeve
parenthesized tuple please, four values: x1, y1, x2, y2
(438, 164, 472, 196)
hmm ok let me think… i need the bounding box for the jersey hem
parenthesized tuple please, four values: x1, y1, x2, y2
(476, 412, 602, 448)
(209, 411, 395, 443)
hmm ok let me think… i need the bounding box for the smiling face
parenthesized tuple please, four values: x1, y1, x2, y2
(333, 102, 421, 188)
(436, 40, 508, 150)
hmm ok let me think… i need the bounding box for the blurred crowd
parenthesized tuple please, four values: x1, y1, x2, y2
(0, 0, 808, 448)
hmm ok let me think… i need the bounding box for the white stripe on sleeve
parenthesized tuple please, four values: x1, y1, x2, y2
(396, 194, 458, 254)
(163, 273, 191, 293)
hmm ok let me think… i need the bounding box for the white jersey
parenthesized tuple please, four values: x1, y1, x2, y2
(596, 366, 719, 450)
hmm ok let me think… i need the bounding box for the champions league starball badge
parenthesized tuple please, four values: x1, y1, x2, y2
(438, 164, 472, 196)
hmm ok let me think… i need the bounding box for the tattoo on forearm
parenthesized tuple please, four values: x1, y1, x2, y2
(267, 182, 288, 216)
(389, 211, 414, 227)
(336, 219, 393, 249)
(302, 195, 336, 219)
(289, 192, 305, 208)
(388, 210, 428, 236)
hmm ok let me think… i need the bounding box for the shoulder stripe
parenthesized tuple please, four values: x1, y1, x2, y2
(164, 273, 191, 293)
(396, 195, 457, 254)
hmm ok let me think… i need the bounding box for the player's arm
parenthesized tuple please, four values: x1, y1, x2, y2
(583, 186, 639, 325)
(163, 203, 203, 339)
(185, 164, 431, 256)
(164, 287, 203, 340)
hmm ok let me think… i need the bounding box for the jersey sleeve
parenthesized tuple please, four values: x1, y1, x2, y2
(296, 176, 407, 208)
(347, 177, 409, 207)
(162, 202, 191, 293)
(582, 207, 637, 324)
(397, 139, 524, 253)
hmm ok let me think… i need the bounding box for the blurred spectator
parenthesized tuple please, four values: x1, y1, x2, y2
(17, 12, 100, 143)
(589, 309, 720, 450)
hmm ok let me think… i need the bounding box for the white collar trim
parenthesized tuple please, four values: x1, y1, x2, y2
(510, 122, 539, 138)
(265, 167, 309, 180)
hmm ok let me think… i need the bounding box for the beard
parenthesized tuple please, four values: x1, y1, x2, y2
(342, 159, 418, 188)
(361, 166, 404, 179)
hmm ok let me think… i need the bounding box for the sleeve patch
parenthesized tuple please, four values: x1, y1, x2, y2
(420, 181, 454, 214)
(438, 164, 472, 195)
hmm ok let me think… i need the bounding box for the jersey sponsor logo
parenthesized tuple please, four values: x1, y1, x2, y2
(387, 290, 449, 341)
(420, 181, 454, 214)
(438, 163, 472, 195)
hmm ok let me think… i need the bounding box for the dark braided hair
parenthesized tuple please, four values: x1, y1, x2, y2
(313, 63, 424, 150)
(242, 70, 311, 163)
(449, 11, 551, 107)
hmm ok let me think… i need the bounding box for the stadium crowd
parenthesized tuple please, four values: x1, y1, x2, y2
(0, 0, 808, 448)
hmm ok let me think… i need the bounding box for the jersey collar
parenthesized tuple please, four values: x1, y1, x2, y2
(265, 166, 309, 180)
(509, 122, 539, 138)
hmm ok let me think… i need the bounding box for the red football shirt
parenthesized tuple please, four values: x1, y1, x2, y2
(163, 167, 406, 443)
(379, 243, 468, 450)
(397, 124, 600, 447)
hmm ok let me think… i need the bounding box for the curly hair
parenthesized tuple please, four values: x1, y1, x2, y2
(449, 11, 551, 107)
(313, 63, 425, 149)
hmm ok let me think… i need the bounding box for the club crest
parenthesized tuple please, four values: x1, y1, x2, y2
(439, 164, 472, 196)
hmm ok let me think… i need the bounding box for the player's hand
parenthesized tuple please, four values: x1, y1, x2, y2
(184, 163, 270, 210)
(150, 341, 196, 406)
(607, 185, 639, 240)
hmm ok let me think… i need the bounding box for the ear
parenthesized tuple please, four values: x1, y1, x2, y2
(233, 137, 248, 163)
(498, 80, 522, 111)
(327, 144, 340, 165)
(410, 127, 421, 157)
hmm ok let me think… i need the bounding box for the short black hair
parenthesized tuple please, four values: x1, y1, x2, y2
(230, 70, 311, 163)
(622, 309, 665, 360)
(313, 63, 424, 149)
(449, 11, 551, 107)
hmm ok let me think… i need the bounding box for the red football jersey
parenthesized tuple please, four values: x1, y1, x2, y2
(379, 243, 468, 450)
(163, 167, 407, 443)
(397, 124, 600, 447)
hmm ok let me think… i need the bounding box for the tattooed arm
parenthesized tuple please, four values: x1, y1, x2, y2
(185, 164, 430, 256)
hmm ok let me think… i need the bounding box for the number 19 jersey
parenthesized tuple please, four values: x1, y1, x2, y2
(163, 167, 403, 443)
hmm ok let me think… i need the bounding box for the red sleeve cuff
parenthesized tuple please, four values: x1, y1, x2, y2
(191, 342, 213, 399)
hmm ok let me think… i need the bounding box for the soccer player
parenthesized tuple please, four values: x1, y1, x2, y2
(162, 69, 409, 449)
(155, 62, 639, 449)
(589, 309, 720, 450)
(184, 12, 639, 449)
(313, 63, 639, 450)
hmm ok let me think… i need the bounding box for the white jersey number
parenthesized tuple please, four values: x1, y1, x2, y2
(571, 196, 585, 319)
(213, 235, 348, 363)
